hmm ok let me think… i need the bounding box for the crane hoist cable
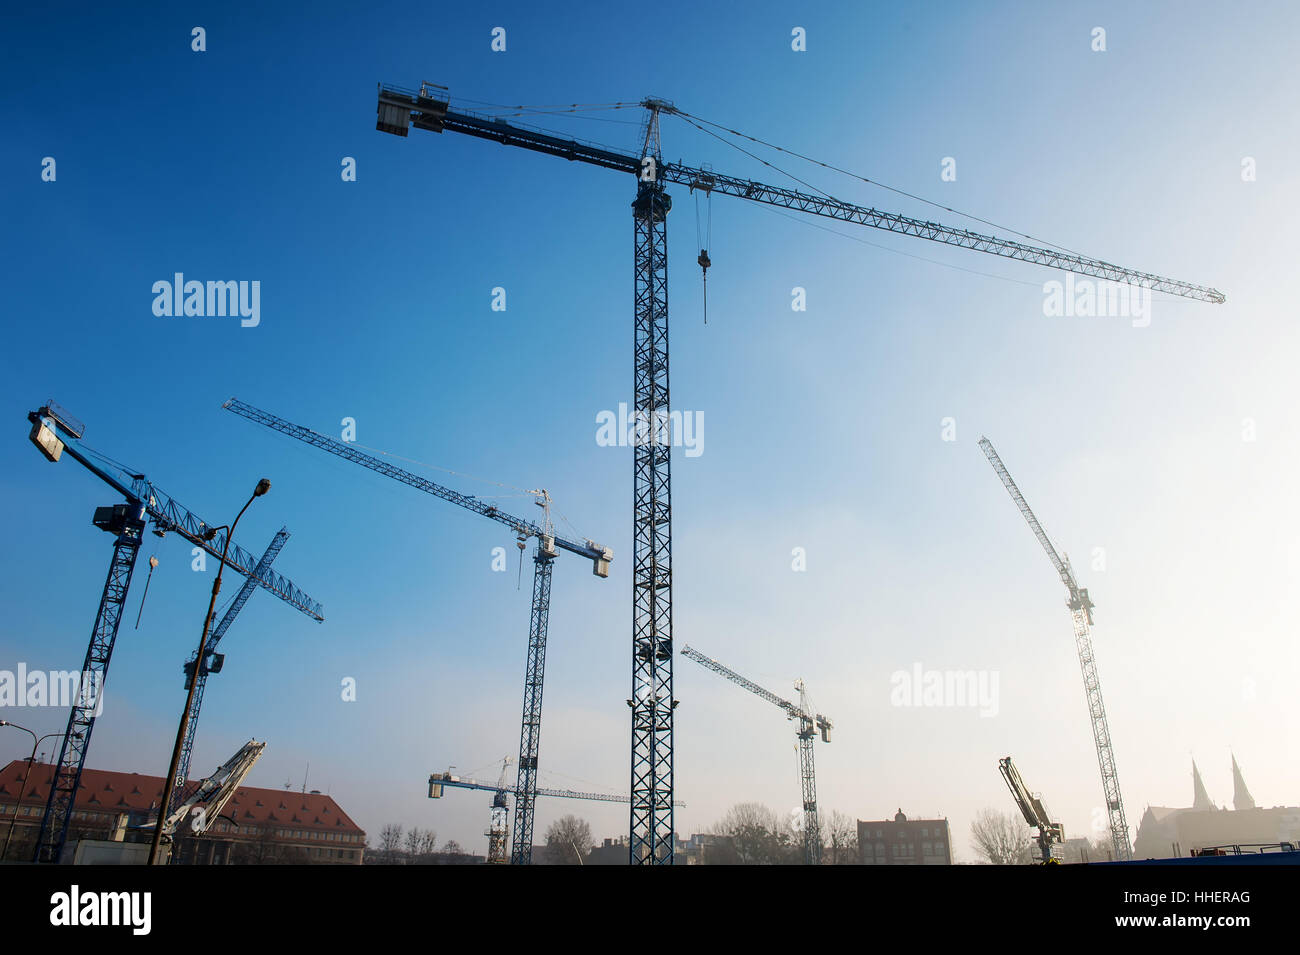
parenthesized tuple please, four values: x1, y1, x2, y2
(669, 107, 1089, 258)
(694, 171, 713, 324)
(133, 554, 160, 629)
(669, 108, 1194, 297)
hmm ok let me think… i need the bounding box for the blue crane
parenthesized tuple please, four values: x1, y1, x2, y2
(680, 645, 831, 865)
(375, 82, 1224, 864)
(221, 398, 612, 865)
(25, 401, 323, 864)
(164, 527, 290, 834)
(429, 759, 686, 863)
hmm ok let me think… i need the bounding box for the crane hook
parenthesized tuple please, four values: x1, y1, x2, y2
(698, 250, 711, 325)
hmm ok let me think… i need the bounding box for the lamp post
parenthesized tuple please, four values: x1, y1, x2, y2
(148, 478, 270, 864)
(0, 723, 78, 861)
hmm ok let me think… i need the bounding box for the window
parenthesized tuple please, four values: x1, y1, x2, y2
(921, 828, 929, 837)
(923, 841, 932, 855)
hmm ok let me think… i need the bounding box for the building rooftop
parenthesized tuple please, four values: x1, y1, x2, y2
(0, 759, 364, 835)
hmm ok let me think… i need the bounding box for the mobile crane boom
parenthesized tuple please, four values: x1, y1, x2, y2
(998, 757, 1064, 864)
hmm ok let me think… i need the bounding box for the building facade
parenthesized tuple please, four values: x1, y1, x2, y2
(0, 759, 366, 864)
(1133, 758, 1299, 859)
(858, 810, 952, 865)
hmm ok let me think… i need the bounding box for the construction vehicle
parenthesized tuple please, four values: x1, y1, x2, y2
(145, 740, 266, 863)
(999, 756, 1064, 865)
(375, 83, 1223, 862)
(680, 645, 830, 864)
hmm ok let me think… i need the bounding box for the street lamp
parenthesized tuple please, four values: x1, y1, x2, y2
(0, 722, 79, 861)
(148, 478, 270, 865)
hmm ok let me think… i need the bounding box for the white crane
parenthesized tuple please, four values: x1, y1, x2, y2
(151, 739, 266, 852)
(980, 437, 1131, 861)
(999, 757, 1064, 864)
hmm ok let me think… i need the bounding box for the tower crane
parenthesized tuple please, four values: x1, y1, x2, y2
(979, 437, 1131, 861)
(429, 759, 686, 862)
(165, 528, 290, 832)
(222, 398, 611, 865)
(680, 645, 831, 864)
(998, 756, 1064, 864)
(375, 82, 1225, 863)
(428, 766, 687, 805)
(25, 402, 322, 864)
(486, 757, 514, 864)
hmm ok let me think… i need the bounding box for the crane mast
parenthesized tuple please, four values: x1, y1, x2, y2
(998, 756, 1064, 864)
(223, 398, 611, 864)
(375, 81, 1224, 862)
(680, 645, 831, 864)
(166, 528, 289, 833)
(979, 437, 1131, 861)
(486, 757, 513, 864)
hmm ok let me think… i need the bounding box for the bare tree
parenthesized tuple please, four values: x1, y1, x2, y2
(1089, 837, 1115, 863)
(970, 808, 1032, 865)
(404, 826, 423, 863)
(716, 803, 786, 865)
(419, 828, 438, 857)
(544, 815, 593, 865)
(378, 823, 403, 865)
(441, 839, 464, 856)
(826, 810, 859, 865)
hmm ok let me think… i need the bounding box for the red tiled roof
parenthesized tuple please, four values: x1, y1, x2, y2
(0, 760, 364, 835)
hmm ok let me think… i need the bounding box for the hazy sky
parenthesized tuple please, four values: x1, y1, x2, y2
(2, 1, 1297, 861)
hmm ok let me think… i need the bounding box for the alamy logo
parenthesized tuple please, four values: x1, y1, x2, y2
(889, 663, 999, 717)
(49, 885, 150, 935)
(152, 273, 260, 327)
(1042, 275, 1151, 328)
(0, 665, 104, 714)
(595, 403, 703, 458)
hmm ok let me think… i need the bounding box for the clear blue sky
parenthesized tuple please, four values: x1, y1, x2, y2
(2, 1, 1297, 859)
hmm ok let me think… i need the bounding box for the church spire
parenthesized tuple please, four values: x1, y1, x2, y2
(1231, 753, 1256, 810)
(1192, 760, 1214, 810)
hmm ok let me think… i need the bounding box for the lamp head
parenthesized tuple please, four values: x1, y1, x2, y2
(254, 478, 271, 497)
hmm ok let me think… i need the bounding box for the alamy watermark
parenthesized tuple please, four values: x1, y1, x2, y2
(152, 274, 260, 327)
(0, 665, 104, 714)
(1043, 275, 1151, 328)
(890, 663, 999, 717)
(596, 403, 703, 457)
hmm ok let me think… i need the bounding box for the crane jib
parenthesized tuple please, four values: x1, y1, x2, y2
(221, 398, 611, 569)
(377, 85, 1225, 305)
